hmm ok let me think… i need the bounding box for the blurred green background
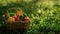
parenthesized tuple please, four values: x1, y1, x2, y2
(0, 0, 60, 34)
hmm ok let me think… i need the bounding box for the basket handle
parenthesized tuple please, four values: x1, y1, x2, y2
(7, 8, 22, 12)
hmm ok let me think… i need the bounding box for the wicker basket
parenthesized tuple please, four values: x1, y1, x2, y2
(4, 8, 30, 31)
(5, 21, 30, 30)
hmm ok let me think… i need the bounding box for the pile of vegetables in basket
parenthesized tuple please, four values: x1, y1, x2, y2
(3, 8, 30, 23)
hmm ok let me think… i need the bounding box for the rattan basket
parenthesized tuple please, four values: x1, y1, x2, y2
(4, 8, 30, 31)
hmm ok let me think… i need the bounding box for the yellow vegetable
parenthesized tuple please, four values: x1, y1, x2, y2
(8, 17, 15, 22)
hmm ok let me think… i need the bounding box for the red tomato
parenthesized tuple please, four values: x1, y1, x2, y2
(23, 17, 30, 22)
(13, 16, 19, 21)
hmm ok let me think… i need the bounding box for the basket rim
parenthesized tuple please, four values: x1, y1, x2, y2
(5, 21, 30, 23)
